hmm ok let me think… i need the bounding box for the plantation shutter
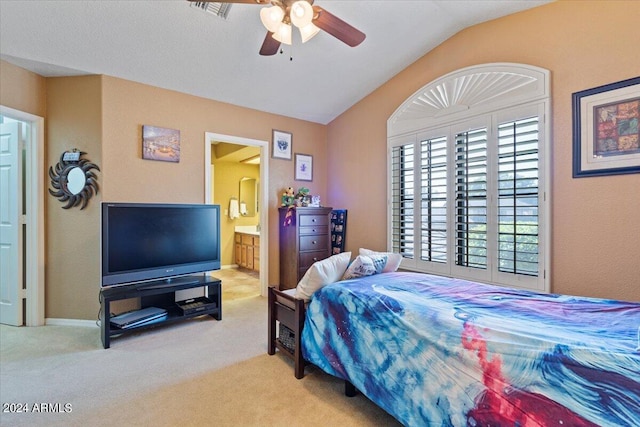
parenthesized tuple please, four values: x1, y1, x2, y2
(454, 128, 488, 270)
(497, 117, 540, 276)
(419, 136, 448, 263)
(391, 143, 415, 259)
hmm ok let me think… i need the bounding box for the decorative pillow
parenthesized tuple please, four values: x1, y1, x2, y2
(359, 248, 402, 273)
(294, 252, 351, 302)
(342, 254, 387, 280)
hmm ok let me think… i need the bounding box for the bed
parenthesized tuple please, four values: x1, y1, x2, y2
(268, 271, 640, 426)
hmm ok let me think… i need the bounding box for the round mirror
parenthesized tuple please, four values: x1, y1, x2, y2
(66, 167, 86, 195)
(49, 150, 100, 209)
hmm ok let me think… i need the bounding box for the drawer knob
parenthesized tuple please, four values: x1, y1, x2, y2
(312, 228, 317, 233)
(313, 257, 318, 261)
(312, 240, 317, 245)
(312, 218, 316, 222)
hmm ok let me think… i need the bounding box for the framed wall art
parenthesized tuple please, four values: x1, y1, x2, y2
(295, 153, 313, 181)
(272, 129, 292, 160)
(142, 125, 180, 163)
(572, 76, 640, 177)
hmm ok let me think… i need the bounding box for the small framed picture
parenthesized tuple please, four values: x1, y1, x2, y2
(295, 153, 313, 181)
(142, 125, 180, 162)
(272, 129, 292, 160)
(572, 76, 640, 177)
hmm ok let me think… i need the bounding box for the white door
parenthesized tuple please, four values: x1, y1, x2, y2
(0, 122, 23, 326)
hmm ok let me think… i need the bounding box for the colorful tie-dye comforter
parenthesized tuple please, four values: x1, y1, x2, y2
(301, 272, 640, 426)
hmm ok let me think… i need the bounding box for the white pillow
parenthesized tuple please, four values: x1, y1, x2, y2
(294, 252, 351, 302)
(359, 248, 402, 273)
(342, 254, 386, 280)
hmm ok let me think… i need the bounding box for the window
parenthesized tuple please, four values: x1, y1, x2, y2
(388, 64, 549, 291)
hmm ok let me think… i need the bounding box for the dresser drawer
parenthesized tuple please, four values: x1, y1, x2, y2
(299, 234, 329, 252)
(299, 251, 328, 269)
(241, 234, 254, 245)
(299, 214, 329, 227)
(299, 225, 328, 236)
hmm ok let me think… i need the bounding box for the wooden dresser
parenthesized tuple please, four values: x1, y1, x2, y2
(278, 206, 332, 290)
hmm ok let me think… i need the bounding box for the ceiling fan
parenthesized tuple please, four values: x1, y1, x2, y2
(190, 0, 366, 56)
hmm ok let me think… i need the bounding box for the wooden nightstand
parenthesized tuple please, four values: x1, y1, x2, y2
(267, 286, 307, 379)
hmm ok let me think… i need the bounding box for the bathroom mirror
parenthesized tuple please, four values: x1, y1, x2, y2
(239, 177, 257, 217)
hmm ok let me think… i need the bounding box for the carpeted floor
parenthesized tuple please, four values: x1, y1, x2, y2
(0, 290, 401, 427)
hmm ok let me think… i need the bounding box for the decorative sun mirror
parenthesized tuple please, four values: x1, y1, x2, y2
(49, 149, 100, 209)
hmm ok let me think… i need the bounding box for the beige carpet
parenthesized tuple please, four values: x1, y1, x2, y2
(0, 295, 401, 427)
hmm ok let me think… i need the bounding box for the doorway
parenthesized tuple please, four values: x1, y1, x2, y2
(204, 132, 269, 297)
(0, 106, 45, 326)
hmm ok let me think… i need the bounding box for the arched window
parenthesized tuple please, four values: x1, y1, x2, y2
(387, 63, 550, 292)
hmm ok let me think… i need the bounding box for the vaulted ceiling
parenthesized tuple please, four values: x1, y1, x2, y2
(0, 0, 551, 124)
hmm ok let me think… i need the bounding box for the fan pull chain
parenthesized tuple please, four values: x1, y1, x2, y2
(289, 37, 294, 61)
(289, 32, 295, 61)
(280, 44, 294, 61)
(277, 34, 294, 61)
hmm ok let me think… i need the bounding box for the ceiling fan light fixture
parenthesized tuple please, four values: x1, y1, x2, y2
(260, 5, 284, 33)
(299, 22, 320, 43)
(290, 1, 314, 28)
(273, 22, 292, 45)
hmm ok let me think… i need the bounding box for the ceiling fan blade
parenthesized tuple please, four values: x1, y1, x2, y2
(260, 32, 281, 56)
(312, 6, 366, 47)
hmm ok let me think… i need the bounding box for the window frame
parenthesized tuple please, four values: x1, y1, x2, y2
(387, 64, 550, 292)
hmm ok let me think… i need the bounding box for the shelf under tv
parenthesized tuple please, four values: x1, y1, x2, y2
(100, 275, 222, 348)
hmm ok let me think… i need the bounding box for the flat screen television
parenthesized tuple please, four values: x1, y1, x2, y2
(101, 202, 221, 287)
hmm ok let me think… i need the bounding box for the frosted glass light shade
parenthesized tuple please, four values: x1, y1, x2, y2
(290, 1, 314, 28)
(299, 23, 320, 43)
(273, 22, 292, 45)
(260, 6, 285, 33)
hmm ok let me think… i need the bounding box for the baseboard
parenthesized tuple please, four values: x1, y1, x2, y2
(45, 318, 99, 328)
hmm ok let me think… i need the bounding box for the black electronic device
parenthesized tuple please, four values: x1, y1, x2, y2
(176, 297, 217, 316)
(109, 307, 167, 329)
(101, 202, 221, 287)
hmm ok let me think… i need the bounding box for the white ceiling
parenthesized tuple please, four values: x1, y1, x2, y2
(0, 0, 551, 124)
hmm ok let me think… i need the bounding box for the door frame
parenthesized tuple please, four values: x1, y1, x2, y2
(204, 132, 269, 297)
(0, 105, 46, 326)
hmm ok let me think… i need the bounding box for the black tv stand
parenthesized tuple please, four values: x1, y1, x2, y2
(137, 276, 200, 290)
(100, 275, 221, 348)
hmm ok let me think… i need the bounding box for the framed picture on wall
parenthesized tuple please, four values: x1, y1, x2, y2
(295, 153, 313, 181)
(272, 129, 292, 160)
(142, 125, 180, 163)
(572, 76, 640, 177)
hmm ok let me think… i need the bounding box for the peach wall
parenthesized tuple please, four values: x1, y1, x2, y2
(0, 60, 46, 117)
(46, 76, 103, 319)
(3, 69, 327, 320)
(99, 76, 326, 311)
(327, 0, 640, 301)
